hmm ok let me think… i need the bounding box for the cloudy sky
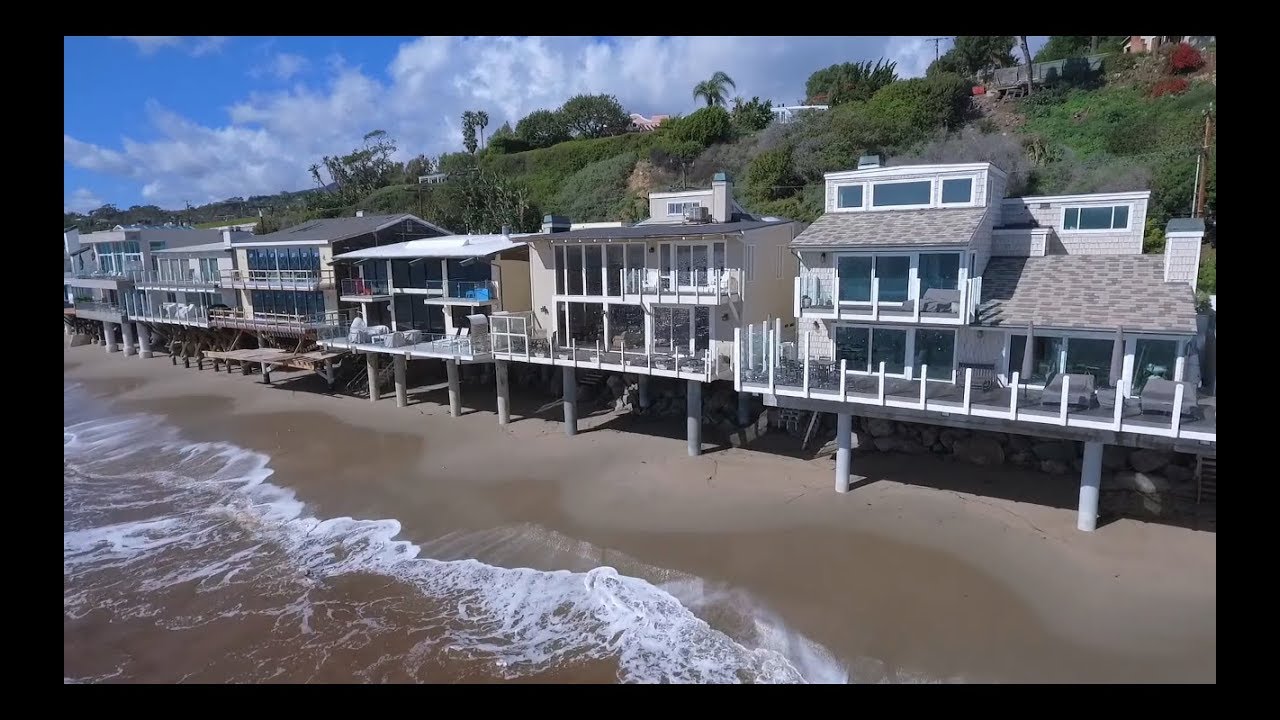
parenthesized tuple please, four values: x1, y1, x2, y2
(64, 36, 1047, 213)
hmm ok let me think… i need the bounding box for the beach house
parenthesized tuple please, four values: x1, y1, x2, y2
(736, 156, 1215, 530)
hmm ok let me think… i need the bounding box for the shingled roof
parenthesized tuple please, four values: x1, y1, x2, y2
(234, 214, 447, 245)
(976, 255, 1198, 334)
(791, 207, 989, 248)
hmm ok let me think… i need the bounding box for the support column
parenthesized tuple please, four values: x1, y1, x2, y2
(638, 375, 651, 410)
(120, 322, 136, 357)
(394, 355, 408, 408)
(261, 362, 272, 384)
(137, 324, 152, 358)
(737, 391, 751, 426)
(366, 353, 380, 402)
(1078, 441, 1104, 532)
(495, 359, 511, 425)
(102, 322, 117, 353)
(687, 379, 702, 457)
(446, 359, 461, 417)
(324, 359, 335, 390)
(562, 366, 577, 436)
(835, 413, 853, 493)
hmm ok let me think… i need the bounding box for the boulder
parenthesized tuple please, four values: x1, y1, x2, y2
(1129, 450, 1172, 474)
(1114, 471, 1171, 496)
(1163, 464, 1194, 485)
(1007, 435, 1033, 453)
(1032, 441, 1076, 463)
(1102, 445, 1130, 471)
(1008, 451, 1035, 467)
(939, 428, 967, 451)
(1039, 459, 1071, 475)
(606, 374, 626, 398)
(953, 436, 1005, 466)
(918, 426, 939, 448)
(865, 418, 896, 437)
(873, 436, 902, 453)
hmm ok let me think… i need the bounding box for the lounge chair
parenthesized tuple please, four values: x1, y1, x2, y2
(1139, 378, 1199, 419)
(1038, 372, 1096, 408)
(959, 362, 998, 392)
(920, 288, 961, 314)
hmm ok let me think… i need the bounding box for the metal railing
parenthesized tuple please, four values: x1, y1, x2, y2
(735, 322, 1215, 444)
(220, 269, 333, 289)
(73, 300, 125, 319)
(317, 315, 488, 359)
(70, 262, 145, 280)
(129, 269, 221, 288)
(340, 277, 391, 297)
(794, 274, 982, 324)
(397, 280, 497, 302)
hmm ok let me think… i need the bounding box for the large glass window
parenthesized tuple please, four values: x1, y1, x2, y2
(876, 256, 910, 303)
(940, 178, 973, 204)
(918, 253, 960, 293)
(834, 326, 870, 372)
(1134, 338, 1178, 393)
(606, 245, 624, 297)
(836, 185, 863, 209)
(871, 328, 907, 375)
(1064, 205, 1130, 231)
(1065, 338, 1114, 386)
(1008, 334, 1064, 384)
(608, 305, 645, 351)
(838, 256, 872, 302)
(561, 302, 604, 346)
(872, 181, 931, 208)
(566, 246, 583, 295)
(584, 246, 603, 295)
(915, 329, 956, 380)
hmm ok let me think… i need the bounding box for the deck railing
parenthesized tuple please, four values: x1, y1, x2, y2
(73, 300, 125, 319)
(317, 314, 488, 360)
(220, 269, 333, 289)
(122, 294, 212, 326)
(396, 280, 497, 302)
(340, 277, 391, 297)
(620, 267, 741, 302)
(129, 269, 221, 288)
(794, 273, 982, 324)
(209, 307, 345, 333)
(735, 322, 1215, 444)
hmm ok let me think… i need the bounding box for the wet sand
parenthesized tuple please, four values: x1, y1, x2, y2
(63, 345, 1216, 682)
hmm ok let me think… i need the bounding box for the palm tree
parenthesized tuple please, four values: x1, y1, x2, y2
(476, 110, 490, 149)
(693, 71, 736, 107)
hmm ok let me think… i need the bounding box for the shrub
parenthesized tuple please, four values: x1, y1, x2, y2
(488, 135, 531, 155)
(551, 153, 637, 222)
(559, 94, 631, 139)
(665, 106, 733, 147)
(744, 146, 799, 203)
(867, 72, 972, 140)
(515, 109, 571, 149)
(1149, 77, 1190, 97)
(730, 96, 773, 133)
(1197, 245, 1216, 295)
(648, 136, 703, 170)
(1169, 43, 1205, 74)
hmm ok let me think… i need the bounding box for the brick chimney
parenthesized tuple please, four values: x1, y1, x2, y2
(711, 172, 733, 223)
(1162, 218, 1205, 290)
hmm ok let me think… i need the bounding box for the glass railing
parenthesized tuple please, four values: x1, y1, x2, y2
(73, 300, 124, 317)
(401, 280, 497, 302)
(619, 268, 741, 298)
(209, 308, 345, 330)
(129, 269, 221, 287)
(340, 278, 391, 296)
(794, 275, 983, 323)
(798, 274, 835, 310)
(220, 269, 331, 287)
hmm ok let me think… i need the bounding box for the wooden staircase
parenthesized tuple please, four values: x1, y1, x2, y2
(1195, 455, 1217, 504)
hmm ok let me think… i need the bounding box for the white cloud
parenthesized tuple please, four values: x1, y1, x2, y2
(112, 36, 228, 57)
(251, 52, 311, 81)
(69, 36, 1014, 208)
(65, 188, 104, 214)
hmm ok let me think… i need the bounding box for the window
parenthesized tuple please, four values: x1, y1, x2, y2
(744, 245, 756, 282)
(584, 245, 603, 295)
(1008, 334, 1064, 384)
(915, 329, 956, 380)
(837, 256, 872, 302)
(918, 253, 961, 304)
(871, 328, 907, 374)
(834, 326, 870, 372)
(554, 246, 566, 294)
(666, 201, 702, 216)
(606, 245, 624, 297)
(1065, 338, 1114, 387)
(1063, 205, 1130, 231)
(941, 178, 973, 204)
(872, 180, 931, 208)
(876, 256, 910, 303)
(1134, 338, 1178, 393)
(149, 241, 165, 251)
(566, 246, 583, 295)
(836, 185, 863, 209)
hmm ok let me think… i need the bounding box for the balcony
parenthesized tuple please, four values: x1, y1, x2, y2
(208, 308, 345, 336)
(220, 269, 332, 292)
(617, 268, 742, 305)
(735, 325, 1216, 449)
(131, 269, 222, 292)
(72, 301, 126, 323)
(795, 273, 982, 325)
(122, 294, 212, 327)
(64, 263, 144, 290)
(317, 315, 490, 362)
(394, 280, 497, 305)
(340, 277, 392, 302)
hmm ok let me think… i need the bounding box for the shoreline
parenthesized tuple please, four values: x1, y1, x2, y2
(64, 344, 1216, 682)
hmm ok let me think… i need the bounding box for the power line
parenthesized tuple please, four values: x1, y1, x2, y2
(926, 37, 950, 63)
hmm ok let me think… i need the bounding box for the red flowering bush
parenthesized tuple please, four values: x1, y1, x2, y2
(1170, 43, 1205, 73)
(1150, 77, 1190, 97)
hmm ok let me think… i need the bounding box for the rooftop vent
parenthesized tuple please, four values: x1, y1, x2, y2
(355, 210, 365, 218)
(857, 154, 882, 170)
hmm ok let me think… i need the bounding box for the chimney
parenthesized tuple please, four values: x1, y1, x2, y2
(500, 224, 511, 237)
(1162, 218, 1205, 290)
(711, 171, 733, 223)
(221, 229, 233, 249)
(540, 215, 571, 234)
(857, 154, 882, 169)
(355, 210, 365, 218)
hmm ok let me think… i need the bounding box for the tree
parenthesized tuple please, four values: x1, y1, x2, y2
(804, 59, 898, 105)
(1034, 36, 1125, 62)
(515, 109, 571, 148)
(927, 36, 1015, 80)
(559, 94, 631, 139)
(475, 110, 490, 149)
(461, 111, 479, 154)
(692, 71, 737, 107)
(731, 96, 774, 132)
(666, 106, 733, 146)
(456, 170, 541, 233)
(309, 129, 401, 205)
(1018, 36, 1034, 96)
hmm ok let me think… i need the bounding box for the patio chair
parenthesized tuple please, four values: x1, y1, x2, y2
(920, 288, 961, 314)
(1038, 372, 1096, 408)
(959, 362, 999, 392)
(1139, 378, 1200, 419)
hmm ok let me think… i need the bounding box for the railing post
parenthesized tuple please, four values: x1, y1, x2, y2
(1009, 371, 1021, 420)
(747, 326, 755, 371)
(1171, 382, 1185, 435)
(793, 276, 800, 319)
(919, 364, 928, 408)
(802, 332, 811, 397)
(1113, 378, 1125, 431)
(839, 358, 848, 401)
(674, 345, 681, 376)
(963, 367, 973, 414)
(596, 340, 602, 369)
(912, 277, 921, 322)
(1059, 375, 1071, 425)
(1174, 354, 1186, 382)
(767, 328, 776, 395)
(734, 327, 742, 392)
(958, 277, 969, 324)
(877, 361, 886, 405)
(872, 277, 880, 321)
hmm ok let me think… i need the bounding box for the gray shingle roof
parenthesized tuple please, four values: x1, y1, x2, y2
(977, 255, 1198, 334)
(524, 219, 788, 242)
(235, 214, 434, 245)
(1166, 217, 1205, 233)
(791, 207, 989, 248)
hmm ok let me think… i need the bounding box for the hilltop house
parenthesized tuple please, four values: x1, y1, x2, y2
(738, 156, 1214, 531)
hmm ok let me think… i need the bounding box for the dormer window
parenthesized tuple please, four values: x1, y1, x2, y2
(667, 201, 702, 216)
(872, 180, 932, 208)
(941, 178, 973, 205)
(1063, 205, 1131, 231)
(836, 185, 864, 209)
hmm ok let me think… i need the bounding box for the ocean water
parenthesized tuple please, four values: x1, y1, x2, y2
(63, 383, 854, 684)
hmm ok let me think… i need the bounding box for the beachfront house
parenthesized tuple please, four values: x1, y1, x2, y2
(738, 156, 1215, 530)
(486, 172, 799, 448)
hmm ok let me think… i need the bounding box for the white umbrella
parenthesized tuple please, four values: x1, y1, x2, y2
(1020, 322, 1035, 379)
(1108, 326, 1125, 389)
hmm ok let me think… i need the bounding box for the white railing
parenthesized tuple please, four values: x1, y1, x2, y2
(73, 300, 125, 319)
(396, 279, 497, 302)
(317, 316, 489, 360)
(129, 269, 221, 288)
(122, 293, 213, 326)
(620, 267, 741, 302)
(209, 308, 345, 332)
(221, 269, 332, 289)
(734, 323, 1215, 444)
(794, 273, 982, 325)
(340, 277, 391, 297)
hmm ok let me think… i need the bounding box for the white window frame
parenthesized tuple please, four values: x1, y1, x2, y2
(939, 176, 977, 206)
(870, 180, 935, 211)
(776, 245, 786, 279)
(744, 244, 756, 282)
(1060, 203, 1133, 233)
(831, 323, 921, 379)
(666, 200, 703, 217)
(830, 172, 985, 213)
(553, 241, 650, 299)
(833, 183, 866, 210)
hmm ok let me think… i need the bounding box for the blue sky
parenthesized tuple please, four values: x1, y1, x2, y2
(64, 36, 1047, 213)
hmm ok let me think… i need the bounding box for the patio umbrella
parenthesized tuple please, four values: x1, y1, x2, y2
(1108, 326, 1125, 388)
(1020, 321, 1035, 379)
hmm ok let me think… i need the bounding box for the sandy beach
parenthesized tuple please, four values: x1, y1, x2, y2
(63, 343, 1216, 683)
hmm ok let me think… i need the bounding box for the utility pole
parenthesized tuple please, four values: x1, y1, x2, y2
(1194, 102, 1214, 218)
(926, 37, 949, 62)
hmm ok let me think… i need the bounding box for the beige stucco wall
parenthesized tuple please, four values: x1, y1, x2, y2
(742, 223, 799, 328)
(648, 190, 713, 222)
(495, 258, 532, 313)
(526, 241, 557, 337)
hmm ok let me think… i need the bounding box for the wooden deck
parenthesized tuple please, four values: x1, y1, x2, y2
(203, 347, 348, 372)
